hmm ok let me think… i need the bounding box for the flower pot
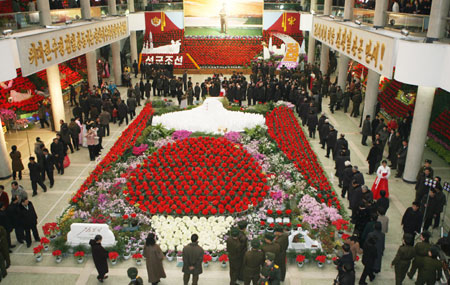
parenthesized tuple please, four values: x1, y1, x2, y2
(176, 256, 183, 267)
(43, 244, 49, 251)
(204, 262, 209, 268)
(130, 249, 137, 255)
(304, 259, 309, 264)
(135, 259, 142, 266)
(55, 256, 62, 263)
(111, 259, 117, 265)
(35, 254, 43, 262)
(326, 259, 332, 265)
(166, 255, 174, 262)
(211, 255, 218, 262)
(123, 253, 131, 260)
(49, 235, 57, 241)
(77, 257, 84, 264)
(297, 262, 304, 268)
(317, 262, 324, 268)
(221, 262, 227, 268)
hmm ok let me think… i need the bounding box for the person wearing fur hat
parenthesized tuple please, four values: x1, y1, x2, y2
(127, 267, 143, 285)
(261, 232, 280, 268)
(243, 239, 265, 285)
(258, 252, 281, 285)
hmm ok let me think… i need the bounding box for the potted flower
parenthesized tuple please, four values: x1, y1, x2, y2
(296, 255, 305, 268)
(218, 254, 228, 268)
(326, 254, 333, 264)
(74, 251, 85, 264)
(166, 250, 175, 262)
(132, 253, 143, 265)
(315, 255, 326, 268)
(53, 250, 62, 263)
(33, 244, 44, 262)
(203, 253, 212, 267)
(211, 252, 218, 262)
(40, 237, 50, 251)
(109, 251, 119, 265)
(176, 251, 183, 267)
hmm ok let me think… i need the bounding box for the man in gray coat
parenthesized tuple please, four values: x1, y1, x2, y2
(361, 115, 371, 146)
(182, 234, 204, 285)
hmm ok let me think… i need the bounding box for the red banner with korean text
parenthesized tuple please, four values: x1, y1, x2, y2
(145, 12, 181, 35)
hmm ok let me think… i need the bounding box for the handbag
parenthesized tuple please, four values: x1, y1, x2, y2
(63, 155, 71, 168)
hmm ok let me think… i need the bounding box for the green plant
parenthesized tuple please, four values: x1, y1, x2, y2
(51, 236, 71, 254)
(426, 139, 450, 164)
(73, 244, 90, 254)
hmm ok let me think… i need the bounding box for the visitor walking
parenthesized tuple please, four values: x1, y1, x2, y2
(371, 160, 390, 200)
(19, 198, 40, 248)
(143, 233, 166, 285)
(391, 233, 415, 285)
(28, 157, 47, 196)
(42, 149, 54, 188)
(359, 236, 378, 284)
(90, 235, 109, 283)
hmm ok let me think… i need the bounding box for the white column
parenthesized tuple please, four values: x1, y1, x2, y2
(427, 0, 450, 41)
(47, 65, 65, 132)
(36, 0, 51, 26)
(320, 45, 329, 75)
(337, 55, 350, 90)
(108, 0, 117, 15)
(403, 86, 435, 182)
(0, 118, 12, 180)
(324, 0, 332, 15)
(111, 42, 122, 86)
(86, 51, 98, 89)
(80, 0, 91, 19)
(307, 35, 316, 64)
(130, 32, 138, 65)
(142, 0, 148, 10)
(373, 0, 388, 28)
(343, 0, 355, 21)
(311, 0, 317, 11)
(128, 0, 135, 12)
(362, 69, 380, 121)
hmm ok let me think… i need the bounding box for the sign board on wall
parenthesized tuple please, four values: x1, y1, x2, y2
(16, 18, 129, 77)
(67, 223, 116, 246)
(312, 17, 397, 78)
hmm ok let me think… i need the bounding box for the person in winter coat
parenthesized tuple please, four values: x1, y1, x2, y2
(336, 154, 351, 189)
(359, 236, 378, 284)
(34, 137, 45, 171)
(342, 161, 353, 198)
(50, 137, 65, 175)
(388, 131, 402, 169)
(28, 157, 47, 196)
(127, 94, 137, 120)
(391, 233, 415, 285)
(182, 234, 204, 285)
(143, 233, 166, 285)
(415, 246, 443, 285)
(367, 222, 385, 273)
(9, 145, 24, 180)
(117, 99, 129, 126)
(227, 228, 242, 285)
(407, 231, 431, 279)
(243, 239, 265, 285)
(361, 115, 371, 146)
(307, 110, 318, 139)
(19, 198, 40, 248)
(90, 235, 109, 282)
(85, 127, 98, 161)
(319, 120, 330, 149)
(367, 143, 380, 175)
(326, 125, 338, 159)
(68, 119, 81, 151)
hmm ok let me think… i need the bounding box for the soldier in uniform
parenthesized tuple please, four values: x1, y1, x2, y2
(238, 220, 248, 281)
(226, 228, 242, 285)
(416, 246, 443, 285)
(258, 252, 281, 285)
(273, 226, 289, 281)
(261, 233, 280, 267)
(407, 231, 431, 279)
(243, 239, 265, 285)
(391, 233, 415, 285)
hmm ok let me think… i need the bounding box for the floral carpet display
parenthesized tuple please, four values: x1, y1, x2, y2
(50, 100, 350, 265)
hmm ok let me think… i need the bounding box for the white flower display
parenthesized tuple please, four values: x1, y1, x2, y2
(151, 215, 234, 252)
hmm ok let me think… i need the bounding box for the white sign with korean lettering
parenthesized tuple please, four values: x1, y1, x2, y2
(67, 223, 116, 246)
(312, 17, 397, 78)
(16, 18, 129, 77)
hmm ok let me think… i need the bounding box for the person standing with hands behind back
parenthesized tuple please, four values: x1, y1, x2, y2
(182, 234, 204, 285)
(90, 235, 108, 283)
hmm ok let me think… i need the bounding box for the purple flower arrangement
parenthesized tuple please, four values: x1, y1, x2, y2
(132, 144, 148, 156)
(224, 131, 242, 143)
(172, 130, 192, 141)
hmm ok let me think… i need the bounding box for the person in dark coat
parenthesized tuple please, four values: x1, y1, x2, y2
(367, 143, 380, 175)
(388, 131, 402, 169)
(319, 120, 330, 149)
(90, 235, 109, 282)
(307, 110, 318, 139)
(227, 228, 242, 285)
(407, 231, 431, 279)
(42, 149, 54, 188)
(243, 239, 265, 285)
(342, 161, 353, 199)
(117, 99, 129, 126)
(127, 95, 137, 120)
(415, 167, 432, 203)
(19, 198, 40, 247)
(371, 115, 380, 143)
(415, 246, 443, 285)
(350, 91, 362, 117)
(343, 86, 351, 113)
(143, 233, 166, 285)
(367, 222, 385, 273)
(9, 145, 24, 180)
(325, 125, 338, 159)
(50, 137, 65, 175)
(68, 118, 81, 151)
(238, 220, 249, 281)
(336, 153, 350, 188)
(182, 234, 204, 285)
(395, 140, 408, 178)
(359, 236, 378, 284)
(28, 157, 47, 196)
(194, 83, 201, 102)
(274, 226, 289, 281)
(0, 201, 13, 249)
(335, 134, 348, 158)
(401, 202, 422, 238)
(336, 243, 354, 277)
(361, 115, 371, 146)
(391, 233, 415, 285)
(420, 189, 439, 231)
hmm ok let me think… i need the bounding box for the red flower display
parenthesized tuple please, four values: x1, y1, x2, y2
(296, 255, 305, 263)
(52, 250, 62, 256)
(109, 252, 119, 260)
(266, 106, 340, 209)
(315, 255, 326, 263)
(203, 253, 212, 263)
(124, 137, 269, 215)
(218, 254, 229, 262)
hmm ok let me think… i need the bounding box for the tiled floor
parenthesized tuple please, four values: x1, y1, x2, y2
(1, 74, 449, 285)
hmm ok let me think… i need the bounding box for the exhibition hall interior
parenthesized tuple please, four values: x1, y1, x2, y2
(0, 0, 449, 284)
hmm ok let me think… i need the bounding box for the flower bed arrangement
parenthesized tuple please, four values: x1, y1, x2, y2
(51, 102, 350, 265)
